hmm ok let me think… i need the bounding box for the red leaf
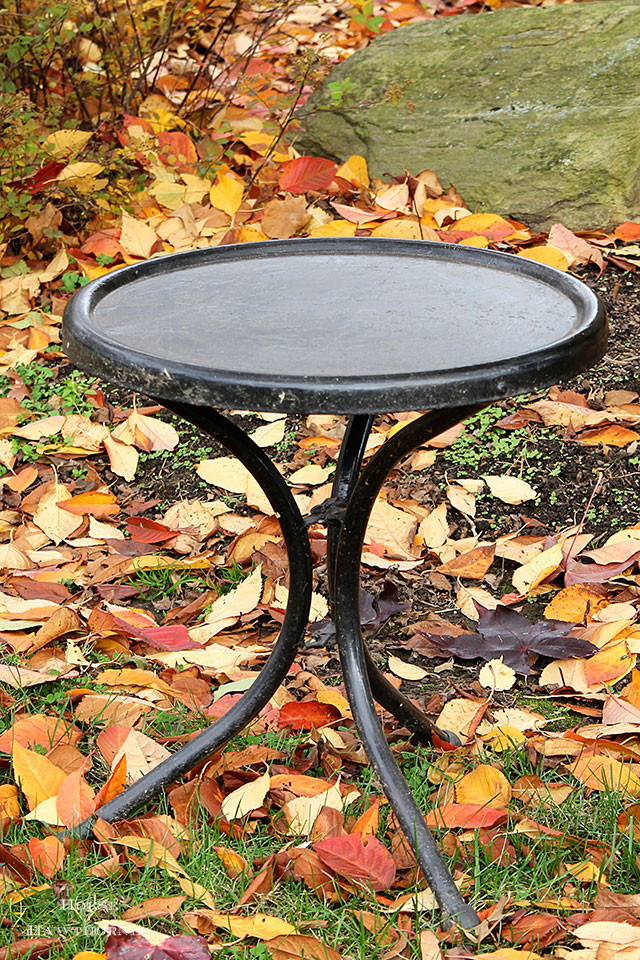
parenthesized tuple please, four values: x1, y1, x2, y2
(127, 516, 176, 542)
(314, 834, 396, 892)
(88, 608, 200, 649)
(278, 156, 338, 194)
(140, 624, 198, 650)
(0, 841, 34, 884)
(425, 803, 509, 829)
(18, 160, 66, 195)
(105, 931, 211, 960)
(278, 700, 341, 730)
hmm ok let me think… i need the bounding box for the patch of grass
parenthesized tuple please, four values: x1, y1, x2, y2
(15, 362, 98, 416)
(518, 696, 576, 731)
(122, 564, 213, 604)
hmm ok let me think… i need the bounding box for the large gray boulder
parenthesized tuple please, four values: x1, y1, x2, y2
(296, 0, 640, 230)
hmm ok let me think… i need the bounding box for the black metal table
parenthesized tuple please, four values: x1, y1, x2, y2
(62, 238, 606, 928)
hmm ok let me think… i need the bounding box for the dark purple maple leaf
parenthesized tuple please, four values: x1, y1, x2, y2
(422, 604, 597, 674)
(105, 931, 211, 960)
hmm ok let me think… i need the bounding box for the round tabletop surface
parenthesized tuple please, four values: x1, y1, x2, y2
(62, 238, 606, 414)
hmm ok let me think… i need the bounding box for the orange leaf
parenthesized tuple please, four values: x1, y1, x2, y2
(278, 701, 341, 730)
(58, 491, 119, 516)
(583, 640, 635, 688)
(12, 742, 66, 811)
(351, 799, 380, 836)
(454, 765, 512, 808)
(569, 755, 640, 795)
(437, 543, 496, 580)
(56, 769, 96, 828)
(576, 425, 640, 447)
(613, 221, 640, 242)
(28, 835, 66, 878)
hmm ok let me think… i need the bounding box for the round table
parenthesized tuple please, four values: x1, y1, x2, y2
(62, 238, 606, 929)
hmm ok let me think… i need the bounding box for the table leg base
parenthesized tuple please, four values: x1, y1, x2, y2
(62, 403, 481, 929)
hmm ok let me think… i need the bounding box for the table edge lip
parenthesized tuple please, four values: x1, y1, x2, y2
(61, 237, 608, 413)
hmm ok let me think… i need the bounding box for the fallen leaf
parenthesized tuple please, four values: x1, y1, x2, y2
(221, 771, 271, 820)
(261, 195, 310, 239)
(314, 834, 396, 892)
(454, 764, 512, 808)
(388, 656, 428, 681)
(12, 742, 66, 811)
(421, 604, 595, 674)
(479, 658, 517, 691)
(483, 475, 538, 505)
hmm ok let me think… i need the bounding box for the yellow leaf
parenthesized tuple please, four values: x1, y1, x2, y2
(454, 764, 512, 808)
(119, 212, 158, 260)
(96, 920, 168, 944)
(209, 173, 244, 217)
(12, 742, 66, 811)
(583, 640, 635, 688)
(287, 463, 334, 486)
(236, 224, 270, 243)
(0, 783, 20, 819)
(369, 218, 422, 239)
(459, 236, 490, 248)
(451, 213, 515, 235)
(57, 162, 104, 183)
(127, 410, 179, 452)
(512, 543, 563, 596)
(196, 456, 272, 513)
(517, 245, 569, 271)
(388, 656, 427, 681)
(308, 220, 358, 238)
(574, 920, 640, 948)
(201, 911, 297, 940)
(43, 130, 93, 158)
(112, 729, 171, 783)
(33, 483, 83, 544)
(221, 770, 271, 820)
(71, 953, 106, 960)
(249, 419, 286, 448)
(336, 154, 369, 188)
(149, 179, 187, 210)
(478, 658, 516, 692)
(564, 860, 609, 885)
(483, 475, 537, 505)
(103, 431, 139, 481)
(375, 183, 409, 212)
(175, 876, 216, 908)
(482, 725, 526, 752)
(190, 566, 263, 642)
(366, 498, 416, 560)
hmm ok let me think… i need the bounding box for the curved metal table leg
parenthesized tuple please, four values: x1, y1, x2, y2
(327, 416, 460, 748)
(63, 404, 313, 840)
(334, 406, 482, 928)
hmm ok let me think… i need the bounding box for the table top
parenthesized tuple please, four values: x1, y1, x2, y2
(62, 238, 606, 414)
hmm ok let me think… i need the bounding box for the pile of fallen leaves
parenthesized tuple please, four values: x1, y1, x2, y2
(2, 1, 640, 959)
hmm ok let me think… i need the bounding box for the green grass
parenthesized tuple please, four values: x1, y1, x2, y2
(4, 729, 638, 957)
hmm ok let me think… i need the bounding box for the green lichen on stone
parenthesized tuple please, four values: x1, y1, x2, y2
(296, 0, 640, 230)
